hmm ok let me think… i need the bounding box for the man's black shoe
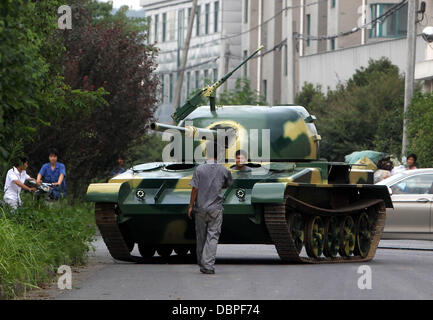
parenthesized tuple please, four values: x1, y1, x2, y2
(200, 268, 215, 274)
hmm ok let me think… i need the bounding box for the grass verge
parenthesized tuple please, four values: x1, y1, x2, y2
(0, 195, 95, 299)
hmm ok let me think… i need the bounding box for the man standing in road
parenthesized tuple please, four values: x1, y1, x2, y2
(37, 148, 66, 200)
(3, 157, 37, 209)
(188, 142, 232, 274)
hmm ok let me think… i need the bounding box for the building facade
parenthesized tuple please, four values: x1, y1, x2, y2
(144, 0, 433, 120)
(140, 0, 242, 122)
(241, 0, 432, 104)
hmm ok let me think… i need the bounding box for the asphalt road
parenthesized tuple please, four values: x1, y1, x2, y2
(44, 237, 433, 300)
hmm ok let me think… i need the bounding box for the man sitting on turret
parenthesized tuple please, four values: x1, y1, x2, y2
(233, 150, 251, 172)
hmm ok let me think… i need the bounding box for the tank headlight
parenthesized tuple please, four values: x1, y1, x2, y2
(136, 189, 146, 201)
(235, 188, 246, 201)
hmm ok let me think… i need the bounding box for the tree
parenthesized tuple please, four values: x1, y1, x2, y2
(296, 58, 404, 161)
(25, 1, 159, 199)
(0, 0, 105, 185)
(218, 78, 267, 105)
(407, 92, 433, 167)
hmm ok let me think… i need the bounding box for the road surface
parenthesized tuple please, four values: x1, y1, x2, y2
(28, 237, 433, 300)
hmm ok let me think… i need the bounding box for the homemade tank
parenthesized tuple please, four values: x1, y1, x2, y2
(86, 47, 392, 263)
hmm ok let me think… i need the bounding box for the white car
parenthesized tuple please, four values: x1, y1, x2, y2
(377, 169, 433, 240)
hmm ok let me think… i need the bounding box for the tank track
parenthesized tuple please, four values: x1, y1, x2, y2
(264, 192, 386, 264)
(95, 203, 143, 262)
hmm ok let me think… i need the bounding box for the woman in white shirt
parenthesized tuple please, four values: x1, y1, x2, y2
(3, 157, 36, 209)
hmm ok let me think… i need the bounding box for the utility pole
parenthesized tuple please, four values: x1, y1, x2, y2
(402, 0, 417, 158)
(257, 0, 263, 98)
(172, 0, 199, 123)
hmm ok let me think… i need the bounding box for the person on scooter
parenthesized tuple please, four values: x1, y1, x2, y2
(3, 157, 37, 209)
(36, 148, 66, 200)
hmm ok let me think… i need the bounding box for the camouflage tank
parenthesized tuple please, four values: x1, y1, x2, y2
(86, 47, 392, 263)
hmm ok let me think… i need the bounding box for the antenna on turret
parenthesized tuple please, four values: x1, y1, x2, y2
(171, 45, 264, 123)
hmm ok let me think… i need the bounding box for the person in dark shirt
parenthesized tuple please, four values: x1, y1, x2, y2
(36, 148, 66, 199)
(110, 156, 126, 177)
(188, 143, 233, 274)
(233, 149, 252, 172)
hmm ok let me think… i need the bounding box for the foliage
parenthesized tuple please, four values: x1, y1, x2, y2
(0, 0, 63, 182)
(126, 134, 167, 166)
(296, 58, 404, 161)
(218, 78, 267, 105)
(183, 77, 267, 109)
(407, 92, 433, 167)
(0, 195, 95, 299)
(23, 1, 159, 199)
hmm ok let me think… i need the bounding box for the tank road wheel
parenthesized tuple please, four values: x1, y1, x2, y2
(286, 212, 305, 254)
(339, 216, 356, 257)
(138, 243, 156, 258)
(174, 246, 189, 257)
(305, 216, 325, 258)
(355, 212, 372, 258)
(324, 216, 340, 258)
(156, 247, 173, 258)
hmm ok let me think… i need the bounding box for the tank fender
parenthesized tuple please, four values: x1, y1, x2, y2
(252, 182, 288, 204)
(86, 183, 123, 203)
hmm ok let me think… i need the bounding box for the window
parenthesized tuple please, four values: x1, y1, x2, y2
(263, 79, 267, 101)
(331, 0, 336, 8)
(390, 174, 433, 195)
(195, 70, 200, 88)
(331, 38, 335, 50)
(204, 69, 210, 84)
(369, 3, 408, 38)
(205, 3, 210, 35)
(214, 1, 219, 33)
(178, 9, 184, 46)
(146, 16, 152, 43)
(213, 68, 218, 82)
(161, 75, 165, 102)
(169, 74, 173, 103)
(169, 11, 176, 41)
(243, 50, 248, 77)
(244, 0, 249, 24)
(187, 72, 191, 95)
(283, 45, 288, 76)
(154, 14, 159, 43)
(196, 5, 201, 36)
(162, 13, 167, 42)
(306, 14, 311, 47)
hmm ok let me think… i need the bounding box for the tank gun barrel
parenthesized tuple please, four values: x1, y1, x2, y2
(171, 45, 264, 123)
(150, 122, 218, 139)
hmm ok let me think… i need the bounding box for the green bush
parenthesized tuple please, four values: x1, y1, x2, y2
(407, 92, 433, 168)
(0, 195, 95, 299)
(296, 58, 404, 161)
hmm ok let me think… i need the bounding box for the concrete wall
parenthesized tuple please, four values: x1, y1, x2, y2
(299, 35, 426, 91)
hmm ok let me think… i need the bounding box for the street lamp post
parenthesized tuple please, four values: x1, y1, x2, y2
(401, 0, 417, 159)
